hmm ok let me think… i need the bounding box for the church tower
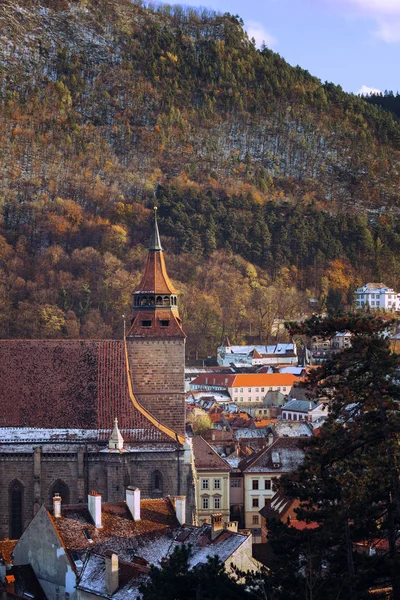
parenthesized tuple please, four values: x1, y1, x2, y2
(126, 208, 186, 436)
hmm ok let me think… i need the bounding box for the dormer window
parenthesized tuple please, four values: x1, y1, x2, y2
(141, 320, 152, 327)
(159, 320, 170, 327)
(272, 451, 281, 468)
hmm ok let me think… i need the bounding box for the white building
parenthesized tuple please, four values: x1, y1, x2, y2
(217, 341, 297, 367)
(355, 283, 400, 311)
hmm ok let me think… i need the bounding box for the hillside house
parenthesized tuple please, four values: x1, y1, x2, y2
(217, 342, 297, 367)
(355, 283, 400, 311)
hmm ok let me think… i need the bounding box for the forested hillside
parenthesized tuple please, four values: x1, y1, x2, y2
(1, 0, 400, 356)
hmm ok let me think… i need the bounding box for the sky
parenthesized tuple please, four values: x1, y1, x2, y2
(160, 0, 400, 95)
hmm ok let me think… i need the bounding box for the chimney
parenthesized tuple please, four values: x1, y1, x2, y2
(105, 551, 119, 596)
(211, 514, 224, 541)
(126, 487, 140, 521)
(224, 521, 238, 533)
(174, 496, 186, 525)
(88, 491, 102, 528)
(53, 493, 62, 518)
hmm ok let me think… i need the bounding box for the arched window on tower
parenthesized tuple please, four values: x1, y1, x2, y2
(9, 480, 24, 539)
(49, 480, 70, 506)
(163, 296, 169, 306)
(151, 470, 163, 497)
(156, 296, 163, 306)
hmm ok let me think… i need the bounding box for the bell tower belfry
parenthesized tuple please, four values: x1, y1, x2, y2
(126, 208, 186, 435)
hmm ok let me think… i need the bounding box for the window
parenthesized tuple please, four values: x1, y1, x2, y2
(252, 498, 259, 508)
(248, 388, 251, 392)
(255, 388, 259, 392)
(202, 497, 209, 509)
(151, 470, 163, 497)
(50, 479, 70, 506)
(240, 388, 243, 393)
(231, 478, 241, 488)
(202, 479, 209, 490)
(141, 320, 152, 327)
(240, 397, 243, 402)
(261, 387, 265, 392)
(256, 397, 259, 401)
(252, 515, 259, 525)
(282, 387, 287, 392)
(264, 479, 271, 490)
(252, 480, 259, 490)
(214, 497, 221, 509)
(10, 480, 23, 539)
(159, 320, 170, 327)
(214, 479, 221, 489)
(248, 397, 251, 402)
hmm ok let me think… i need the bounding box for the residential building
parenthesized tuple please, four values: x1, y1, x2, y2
(238, 438, 305, 542)
(192, 436, 232, 524)
(7, 489, 258, 600)
(355, 283, 400, 311)
(190, 373, 299, 404)
(217, 341, 297, 367)
(259, 491, 318, 542)
(281, 399, 317, 421)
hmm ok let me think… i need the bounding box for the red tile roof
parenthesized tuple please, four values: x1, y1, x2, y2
(134, 251, 178, 295)
(50, 498, 178, 553)
(192, 436, 232, 472)
(0, 340, 171, 441)
(127, 309, 185, 338)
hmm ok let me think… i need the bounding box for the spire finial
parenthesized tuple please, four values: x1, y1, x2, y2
(109, 416, 124, 451)
(150, 206, 162, 251)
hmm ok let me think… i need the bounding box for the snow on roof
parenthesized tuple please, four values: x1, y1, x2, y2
(235, 428, 270, 439)
(273, 421, 313, 437)
(282, 400, 317, 413)
(279, 367, 304, 375)
(224, 344, 295, 355)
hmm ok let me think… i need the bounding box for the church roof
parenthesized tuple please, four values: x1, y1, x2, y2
(134, 209, 177, 295)
(134, 250, 178, 295)
(0, 339, 182, 443)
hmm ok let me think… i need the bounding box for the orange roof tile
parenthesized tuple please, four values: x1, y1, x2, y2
(135, 251, 178, 295)
(0, 539, 17, 564)
(232, 374, 298, 388)
(254, 419, 276, 428)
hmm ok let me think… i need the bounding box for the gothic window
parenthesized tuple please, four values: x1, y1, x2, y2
(50, 480, 70, 505)
(141, 296, 148, 306)
(156, 296, 163, 305)
(163, 296, 169, 306)
(9, 480, 24, 539)
(151, 470, 163, 497)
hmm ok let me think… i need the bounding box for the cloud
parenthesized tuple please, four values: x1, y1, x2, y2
(329, 0, 400, 15)
(374, 18, 400, 42)
(357, 84, 382, 95)
(245, 20, 277, 49)
(325, 0, 400, 42)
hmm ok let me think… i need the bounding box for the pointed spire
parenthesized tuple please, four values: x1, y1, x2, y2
(109, 417, 124, 451)
(150, 206, 162, 251)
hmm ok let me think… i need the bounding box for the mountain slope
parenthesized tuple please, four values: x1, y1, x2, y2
(0, 0, 399, 353)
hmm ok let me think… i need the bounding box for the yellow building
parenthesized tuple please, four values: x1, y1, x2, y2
(192, 436, 232, 524)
